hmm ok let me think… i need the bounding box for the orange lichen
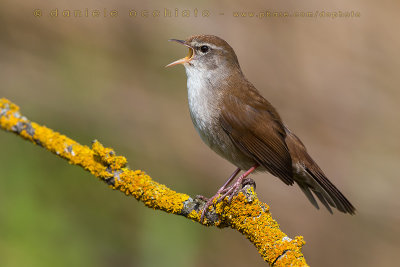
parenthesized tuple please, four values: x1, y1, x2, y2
(210, 190, 307, 266)
(0, 98, 308, 266)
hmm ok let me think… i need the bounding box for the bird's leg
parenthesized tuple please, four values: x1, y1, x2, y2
(200, 168, 241, 222)
(220, 164, 259, 202)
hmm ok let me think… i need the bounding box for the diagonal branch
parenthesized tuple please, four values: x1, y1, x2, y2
(0, 98, 308, 266)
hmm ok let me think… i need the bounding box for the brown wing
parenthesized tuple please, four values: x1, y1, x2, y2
(219, 84, 293, 185)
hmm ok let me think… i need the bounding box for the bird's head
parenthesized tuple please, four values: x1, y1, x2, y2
(166, 35, 240, 72)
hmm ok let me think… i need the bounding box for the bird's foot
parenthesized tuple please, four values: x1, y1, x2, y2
(199, 177, 257, 223)
(195, 195, 208, 202)
(242, 177, 256, 189)
(199, 165, 258, 223)
(218, 177, 246, 203)
(199, 193, 220, 223)
(219, 165, 258, 203)
(199, 186, 233, 222)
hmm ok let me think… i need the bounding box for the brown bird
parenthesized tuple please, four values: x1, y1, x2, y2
(166, 34, 355, 221)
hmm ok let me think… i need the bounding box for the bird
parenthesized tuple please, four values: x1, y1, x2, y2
(166, 34, 356, 221)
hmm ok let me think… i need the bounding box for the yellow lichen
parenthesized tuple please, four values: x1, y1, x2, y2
(0, 98, 308, 266)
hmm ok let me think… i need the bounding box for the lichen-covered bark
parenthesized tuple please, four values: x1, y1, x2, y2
(0, 98, 308, 266)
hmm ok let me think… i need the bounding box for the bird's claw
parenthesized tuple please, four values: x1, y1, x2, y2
(241, 177, 256, 190)
(200, 195, 218, 223)
(219, 177, 256, 203)
(195, 195, 208, 202)
(198, 170, 257, 223)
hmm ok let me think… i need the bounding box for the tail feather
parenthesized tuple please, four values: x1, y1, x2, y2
(285, 127, 356, 215)
(312, 187, 333, 214)
(297, 182, 320, 210)
(306, 167, 355, 214)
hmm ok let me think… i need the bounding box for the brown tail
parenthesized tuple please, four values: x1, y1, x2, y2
(284, 127, 356, 215)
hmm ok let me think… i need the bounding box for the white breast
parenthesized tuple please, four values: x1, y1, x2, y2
(184, 66, 255, 171)
(185, 67, 218, 147)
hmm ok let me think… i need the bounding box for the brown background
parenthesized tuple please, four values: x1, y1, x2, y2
(0, 0, 399, 266)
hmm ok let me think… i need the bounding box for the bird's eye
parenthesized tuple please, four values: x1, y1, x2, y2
(200, 45, 209, 53)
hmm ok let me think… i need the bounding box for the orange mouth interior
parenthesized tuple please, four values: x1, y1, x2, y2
(165, 45, 194, 67)
(186, 47, 194, 60)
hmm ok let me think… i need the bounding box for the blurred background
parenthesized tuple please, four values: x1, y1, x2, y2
(0, 0, 399, 266)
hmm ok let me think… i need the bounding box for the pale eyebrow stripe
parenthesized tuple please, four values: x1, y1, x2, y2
(192, 42, 223, 50)
(208, 44, 223, 50)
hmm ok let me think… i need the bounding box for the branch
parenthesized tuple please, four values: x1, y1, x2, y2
(0, 98, 308, 266)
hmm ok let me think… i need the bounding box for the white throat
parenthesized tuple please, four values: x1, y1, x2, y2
(184, 65, 226, 145)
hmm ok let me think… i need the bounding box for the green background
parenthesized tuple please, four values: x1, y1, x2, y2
(1, 0, 399, 266)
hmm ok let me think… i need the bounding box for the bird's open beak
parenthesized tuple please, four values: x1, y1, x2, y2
(166, 39, 194, 67)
